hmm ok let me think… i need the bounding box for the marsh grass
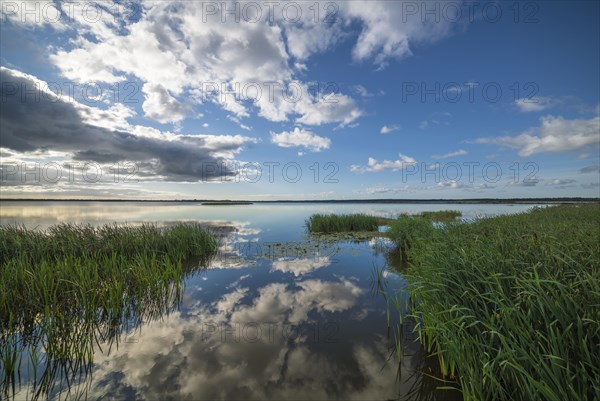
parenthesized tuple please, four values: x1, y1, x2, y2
(384, 211, 461, 265)
(0, 223, 218, 400)
(419, 210, 462, 221)
(368, 263, 463, 401)
(387, 205, 600, 401)
(306, 214, 390, 233)
(386, 216, 436, 264)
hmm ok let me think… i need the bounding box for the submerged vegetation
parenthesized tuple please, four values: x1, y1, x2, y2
(0, 223, 217, 399)
(386, 205, 600, 401)
(306, 213, 391, 233)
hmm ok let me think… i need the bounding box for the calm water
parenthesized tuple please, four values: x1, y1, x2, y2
(1, 202, 539, 401)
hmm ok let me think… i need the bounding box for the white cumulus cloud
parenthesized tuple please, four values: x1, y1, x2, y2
(380, 125, 401, 134)
(432, 149, 468, 159)
(515, 97, 557, 112)
(351, 153, 417, 173)
(271, 128, 331, 152)
(475, 114, 600, 156)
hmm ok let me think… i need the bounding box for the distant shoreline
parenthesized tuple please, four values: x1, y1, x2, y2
(1, 198, 598, 204)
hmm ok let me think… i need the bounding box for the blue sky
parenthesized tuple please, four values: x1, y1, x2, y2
(1, 0, 598, 199)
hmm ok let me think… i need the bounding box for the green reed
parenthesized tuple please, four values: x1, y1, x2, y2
(386, 204, 600, 401)
(419, 210, 462, 221)
(386, 215, 436, 264)
(0, 223, 218, 400)
(306, 214, 390, 233)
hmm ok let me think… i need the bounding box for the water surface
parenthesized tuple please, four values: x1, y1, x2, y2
(1, 202, 538, 400)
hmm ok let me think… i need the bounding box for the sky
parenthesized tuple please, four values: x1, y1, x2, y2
(0, 0, 599, 200)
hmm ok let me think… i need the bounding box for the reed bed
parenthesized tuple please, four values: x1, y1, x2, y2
(386, 215, 435, 263)
(0, 223, 218, 399)
(306, 213, 388, 233)
(419, 210, 462, 221)
(387, 205, 600, 401)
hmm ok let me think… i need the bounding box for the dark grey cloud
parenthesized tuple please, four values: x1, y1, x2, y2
(0, 68, 253, 182)
(579, 165, 600, 174)
(513, 177, 541, 187)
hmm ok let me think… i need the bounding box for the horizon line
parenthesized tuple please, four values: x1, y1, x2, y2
(1, 197, 599, 203)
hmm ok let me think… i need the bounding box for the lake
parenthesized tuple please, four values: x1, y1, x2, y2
(0, 202, 539, 401)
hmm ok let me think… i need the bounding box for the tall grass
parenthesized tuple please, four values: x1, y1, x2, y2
(306, 214, 386, 233)
(387, 205, 600, 401)
(386, 216, 436, 264)
(419, 210, 462, 221)
(0, 223, 218, 400)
